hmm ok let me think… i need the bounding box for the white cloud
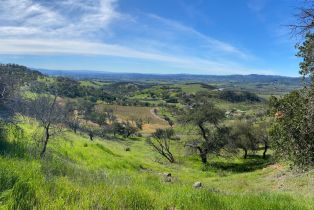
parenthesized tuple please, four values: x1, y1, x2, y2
(0, 38, 186, 63)
(0, 0, 119, 39)
(0, 38, 272, 75)
(0, 0, 270, 75)
(0, 0, 64, 28)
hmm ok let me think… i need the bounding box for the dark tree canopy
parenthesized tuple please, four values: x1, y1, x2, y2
(180, 101, 227, 164)
(218, 90, 261, 103)
(269, 91, 314, 166)
(0, 64, 42, 105)
(228, 120, 259, 159)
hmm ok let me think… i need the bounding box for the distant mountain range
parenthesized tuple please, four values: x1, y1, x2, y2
(37, 68, 307, 85)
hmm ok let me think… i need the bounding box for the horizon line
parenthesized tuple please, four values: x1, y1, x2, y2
(35, 67, 302, 78)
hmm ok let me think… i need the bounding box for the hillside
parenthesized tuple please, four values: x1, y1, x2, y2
(1, 123, 314, 209)
(37, 69, 306, 97)
(2, 0, 314, 209)
(1, 64, 314, 210)
(38, 69, 305, 84)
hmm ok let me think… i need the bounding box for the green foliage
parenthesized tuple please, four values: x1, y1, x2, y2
(180, 100, 228, 163)
(228, 120, 259, 158)
(297, 33, 314, 80)
(219, 90, 261, 103)
(1, 60, 314, 209)
(181, 101, 225, 126)
(269, 90, 314, 167)
(32, 76, 116, 102)
(267, 11, 314, 167)
(0, 64, 42, 109)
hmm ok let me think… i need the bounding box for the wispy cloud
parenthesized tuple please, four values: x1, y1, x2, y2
(0, 38, 272, 75)
(0, 0, 120, 39)
(0, 0, 271, 75)
(147, 14, 252, 59)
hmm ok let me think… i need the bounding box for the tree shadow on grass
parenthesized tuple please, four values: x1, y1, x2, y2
(205, 155, 274, 173)
(0, 140, 27, 158)
(94, 143, 122, 157)
(101, 134, 142, 142)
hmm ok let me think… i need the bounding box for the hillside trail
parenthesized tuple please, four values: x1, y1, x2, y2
(150, 108, 167, 122)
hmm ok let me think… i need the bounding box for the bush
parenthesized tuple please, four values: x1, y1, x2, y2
(269, 90, 314, 167)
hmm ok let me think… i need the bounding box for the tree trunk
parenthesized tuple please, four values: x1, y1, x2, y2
(263, 143, 268, 159)
(195, 145, 208, 164)
(166, 155, 175, 163)
(168, 153, 175, 163)
(200, 153, 207, 164)
(89, 133, 93, 141)
(40, 127, 50, 158)
(243, 148, 248, 159)
(200, 152, 207, 164)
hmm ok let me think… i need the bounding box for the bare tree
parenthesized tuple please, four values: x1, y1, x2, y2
(147, 128, 175, 163)
(64, 101, 80, 133)
(289, 1, 314, 35)
(0, 83, 7, 102)
(27, 95, 66, 157)
(80, 124, 99, 141)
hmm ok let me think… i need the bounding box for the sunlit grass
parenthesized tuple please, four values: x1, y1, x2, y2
(0, 123, 313, 209)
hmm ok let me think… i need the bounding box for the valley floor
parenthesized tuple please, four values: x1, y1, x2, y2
(1, 125, 314, 210)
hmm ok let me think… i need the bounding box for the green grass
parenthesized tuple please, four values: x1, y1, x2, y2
(174, 84, 208, 94)
(0, 122, 313, 209)
(79, 80, 105, 88)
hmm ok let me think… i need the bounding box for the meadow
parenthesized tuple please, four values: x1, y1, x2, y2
(0, 120, 314, 210)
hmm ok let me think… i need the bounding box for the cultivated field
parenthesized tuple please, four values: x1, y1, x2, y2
(99, 104, 169, 133)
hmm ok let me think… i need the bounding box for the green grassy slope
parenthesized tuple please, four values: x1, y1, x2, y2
(0, 123, 313, 210)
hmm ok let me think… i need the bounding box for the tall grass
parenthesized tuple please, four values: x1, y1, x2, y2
(0, 124, 313, 209)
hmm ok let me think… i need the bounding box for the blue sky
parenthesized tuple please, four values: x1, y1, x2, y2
(0, 0, 303, 76)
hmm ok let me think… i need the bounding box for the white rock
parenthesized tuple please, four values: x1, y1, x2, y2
(193, 181, 202, 188)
